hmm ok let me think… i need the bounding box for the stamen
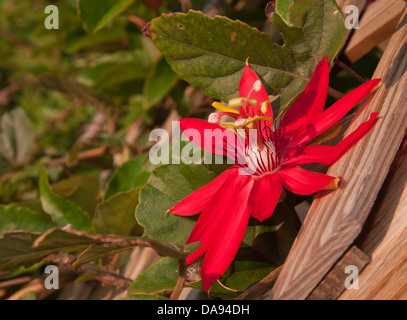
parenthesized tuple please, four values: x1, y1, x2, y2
(212, 102, 239, 115)
(229, 97, 257, 107)
(246, 116, 272, 127)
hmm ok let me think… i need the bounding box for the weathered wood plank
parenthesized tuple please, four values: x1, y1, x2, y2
(344, 0, 405, 63)
(339, 157, 407, 300)
(307, 246, 369, 300)
(261, 8, 407, 300)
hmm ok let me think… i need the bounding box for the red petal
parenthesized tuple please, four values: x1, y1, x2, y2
(200, 177, 253, 291)
(183, 173, 250, 265)
(180, 118, 239, 161)
(284, 112, 379, 166)
(239, 64, 273, 125)
(277, 166, 338, 195)
(248, 174, 282, 222)
(291, 78, 380, 147)
(169, 168, 237, 216)
(279, 57, 329, 135)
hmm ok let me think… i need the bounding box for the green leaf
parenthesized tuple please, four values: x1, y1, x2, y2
(67, 25, 127, 52)
(38, 168, 94, 233)
(128, 257, 178, 295)
(0, 232, 41, 271)
(0, 205, 53, 236)
(143, 57, 179, 108)
(135, 164, 217, 245)
(0, 262, 44, 280)
(73, 244, 134, 269)
(0, 108, 34, 169)
(242, 223, 284, 247)
(51, 174, 99, 219)
(276, 0, 318, 27)
(78, 0, 136, 33)
(51, 174, 99, 198)
(94, 188, 143, 236)
(150, 1, 346, 108)
(104, 153, 149, 200)
(0, 229, 108, 272)
(209, 264, 276, 299)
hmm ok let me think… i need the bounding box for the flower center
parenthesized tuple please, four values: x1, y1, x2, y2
(239, 139, 281, 177)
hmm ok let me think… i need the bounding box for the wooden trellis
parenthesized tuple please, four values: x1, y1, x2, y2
(260, 0, 407, 300)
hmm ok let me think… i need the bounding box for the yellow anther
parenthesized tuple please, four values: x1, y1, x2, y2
(228, 97, 257, 107)
(260, 100, 270, 114)
(212, 101, 239, 115)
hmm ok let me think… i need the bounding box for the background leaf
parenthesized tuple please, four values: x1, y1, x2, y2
(94, 187, 143, 236)
(39, 168, 94, 233)
(73, 244, 134, 269)
(135, 163, 217, 245)
(0, 205, 53, 236)
(104, 153, 150, 200)
(78, 0, 136, 33)
(143, 57, 179, 109)
(128, 256, 178, 295)
(0, 108, 34, 171)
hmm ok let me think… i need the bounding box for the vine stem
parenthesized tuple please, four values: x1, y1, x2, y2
(334, 58, 367, 84)
(169, 259, 187, 300)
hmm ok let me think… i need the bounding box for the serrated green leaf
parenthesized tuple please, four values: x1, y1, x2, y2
(38, 168, 94, 233)
(78, 0, 136, 33)
(135, 164, 217, 245)
(150, 1, 346, 108)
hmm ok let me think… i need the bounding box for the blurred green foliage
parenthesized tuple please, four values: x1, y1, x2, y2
(0, 0, 381, 300)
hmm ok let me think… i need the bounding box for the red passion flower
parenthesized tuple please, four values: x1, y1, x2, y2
(169, 57, 380, 291)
